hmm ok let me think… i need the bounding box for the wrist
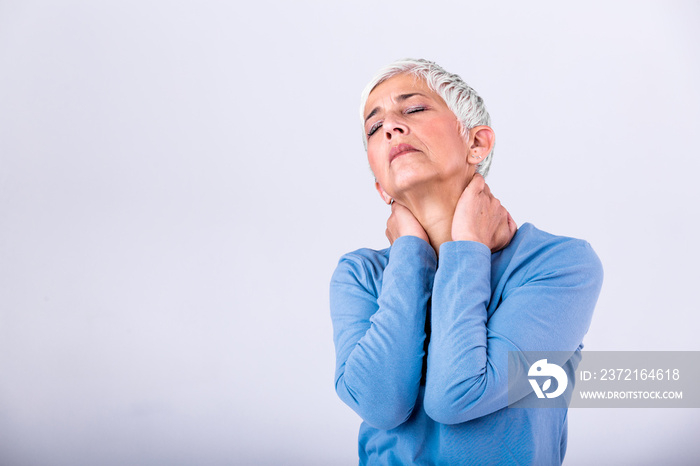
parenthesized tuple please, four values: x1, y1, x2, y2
(451, 230, 481, 243)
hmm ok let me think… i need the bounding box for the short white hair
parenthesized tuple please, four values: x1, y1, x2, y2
(360, 58, 494, 176)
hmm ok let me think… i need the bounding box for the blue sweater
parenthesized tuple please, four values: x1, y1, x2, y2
(330, 223, 603, 465)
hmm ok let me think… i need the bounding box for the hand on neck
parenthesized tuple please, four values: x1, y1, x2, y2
(398, 176, 470, 255)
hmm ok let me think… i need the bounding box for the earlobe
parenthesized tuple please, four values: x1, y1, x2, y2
(374, 181, 393, 205)
(467, 126, 495, 165)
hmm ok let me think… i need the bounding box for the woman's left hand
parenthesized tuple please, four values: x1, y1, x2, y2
(451, 174, 517, 252)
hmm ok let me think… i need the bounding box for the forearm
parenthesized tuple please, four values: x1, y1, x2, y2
(331, 236, 437, 429)
(424, 240, 494, 424)
(424, 236, 603, 425)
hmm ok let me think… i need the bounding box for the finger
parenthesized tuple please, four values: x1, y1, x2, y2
(473, 174, 485, 192)
(496, 210, 516, 250)
(391, 201, 408, 214)
(507, 211, 518, 236)
(468, 173, 485, 193)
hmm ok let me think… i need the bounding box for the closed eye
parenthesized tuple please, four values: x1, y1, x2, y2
(367, 107, 427, 138)
(405, 106, 427, 114)
(367, 120, 383, 138)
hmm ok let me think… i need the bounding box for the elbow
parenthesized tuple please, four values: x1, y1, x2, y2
(423, 377, 484, 425)
(347, 394, 415, 430)
(362, 407, 413, 431)
(353, 393, 416, 430)
(335, 377, 416, 430)
(423, 390, 462, 425)
(423, 377, 457, 424)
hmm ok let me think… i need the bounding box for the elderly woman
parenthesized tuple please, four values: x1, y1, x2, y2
(330, 59, 603, 465)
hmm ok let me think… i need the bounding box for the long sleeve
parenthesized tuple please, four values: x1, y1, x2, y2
(330, 236, 437, 430)
(424, 235, 603, 425)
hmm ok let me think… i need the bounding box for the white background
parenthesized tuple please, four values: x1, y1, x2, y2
(1, 1, 699, 464)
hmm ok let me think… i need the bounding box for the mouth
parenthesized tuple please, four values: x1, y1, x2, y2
(389, 143, 419, 163)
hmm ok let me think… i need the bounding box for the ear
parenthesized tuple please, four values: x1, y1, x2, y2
(466, 125, 495, 165)
(374, 181, 393, 205)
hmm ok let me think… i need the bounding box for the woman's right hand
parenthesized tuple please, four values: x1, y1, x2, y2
(386, 202, 430, 245)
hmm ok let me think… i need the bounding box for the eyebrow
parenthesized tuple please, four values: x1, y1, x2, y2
(364, 93, 426, 124)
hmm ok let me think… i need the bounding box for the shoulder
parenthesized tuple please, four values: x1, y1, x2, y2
(504, 223, 603, 286)
(330, 246, 390, 296)
(508, 223, 601, 264)
(336, 246, 390, 277)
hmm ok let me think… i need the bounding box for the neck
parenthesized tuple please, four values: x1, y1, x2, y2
(400, 179, 467, 255)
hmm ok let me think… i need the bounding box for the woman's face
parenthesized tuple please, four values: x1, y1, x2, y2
(364, 73, 472, 200)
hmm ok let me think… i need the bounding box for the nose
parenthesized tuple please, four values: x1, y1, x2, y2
(383, 114, 408, 140)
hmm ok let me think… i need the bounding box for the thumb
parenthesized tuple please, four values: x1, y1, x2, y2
(467, 173, 485, 193)
(506, 211, 517, 239)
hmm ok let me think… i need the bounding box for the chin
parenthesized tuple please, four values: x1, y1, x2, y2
(390, 167, 440, 194)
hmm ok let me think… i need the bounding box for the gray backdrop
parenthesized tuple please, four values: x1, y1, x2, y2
(1, 0, 698, 464)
